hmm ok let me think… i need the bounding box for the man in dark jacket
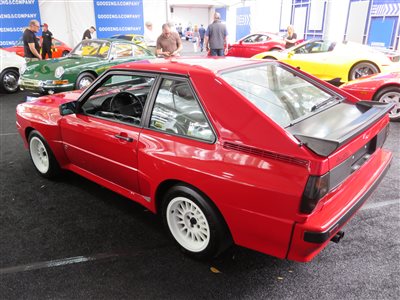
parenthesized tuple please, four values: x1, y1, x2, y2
(204, 12, 228, 56)
(41, 23, 54, 59)
(82, 26, 96, 40)
(23, 19, 42, 62)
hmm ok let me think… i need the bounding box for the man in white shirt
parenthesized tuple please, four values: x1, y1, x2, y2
(144, 21, 157, 54)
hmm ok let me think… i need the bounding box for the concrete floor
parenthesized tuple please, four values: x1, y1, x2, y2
(0, 44, 399, 299)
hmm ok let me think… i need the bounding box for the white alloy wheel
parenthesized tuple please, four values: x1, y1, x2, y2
(29, 136, 50, 174)
(166, 196, 210, 252)
(377, 90, 400, 120)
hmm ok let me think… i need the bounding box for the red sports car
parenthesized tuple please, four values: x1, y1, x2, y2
(4, 37, 71, 58)
(16, 58, 392, 262)
(341, 71, 400, 121)
(226, 32, 287, 57)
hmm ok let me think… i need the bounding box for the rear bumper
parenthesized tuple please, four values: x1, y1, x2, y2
(287, 149, 392, 262)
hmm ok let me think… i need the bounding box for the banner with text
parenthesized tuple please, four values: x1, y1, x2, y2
(0, 0, 41, 47)
(236, 6, 250, 41)
(94, 0, 144, 38)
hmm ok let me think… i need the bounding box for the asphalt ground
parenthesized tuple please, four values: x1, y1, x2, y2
(1, 42, 399, 299)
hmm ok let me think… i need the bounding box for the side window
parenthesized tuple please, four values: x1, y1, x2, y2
(150, 79, 215, 142)
(243, 34, 259, 43)
(81, 73, 155, 126)
(114, 43, 133, 58)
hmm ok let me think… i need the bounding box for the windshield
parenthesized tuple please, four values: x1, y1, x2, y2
(71, 40, 111, 58)
(220, 63, 338, 127)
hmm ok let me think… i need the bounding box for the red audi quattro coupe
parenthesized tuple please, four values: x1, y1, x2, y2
(16, 58, 393, 262)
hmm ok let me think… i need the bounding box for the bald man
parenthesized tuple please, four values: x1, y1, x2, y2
(23, 19, 42, 62)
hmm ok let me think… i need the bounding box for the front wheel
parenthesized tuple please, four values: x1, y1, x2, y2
(162, 184, 232, 259)
(348, 62, 379, 81)
(28, 130, 61, 178)
(373, 86, 400, 121)
(62, 50, 70, 57)
(0, 69, 19, 93)
(263, 56, 277, 60)
(75, 72, 96, 90)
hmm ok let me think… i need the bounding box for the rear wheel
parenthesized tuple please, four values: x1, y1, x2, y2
(162, 184, 232, 259)
(28, 130, 61, 178)
(348, 62, 379, 81)
(373, 86, 400, 121)
(76, 72, 96, 90)
(0, 69, 19, 93)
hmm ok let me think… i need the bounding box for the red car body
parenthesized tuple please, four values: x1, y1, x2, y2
(16, 58, 392, 262)
(227, 32, 287, 57)
(341, 71, 400, 121)
(4, 37, 72, 58)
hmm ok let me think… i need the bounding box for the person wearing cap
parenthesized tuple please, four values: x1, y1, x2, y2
(23, 19, 42, 62)
(82, 26, 96, 40)
(41, 23, 54, 59)
(144, 21, 157, 54)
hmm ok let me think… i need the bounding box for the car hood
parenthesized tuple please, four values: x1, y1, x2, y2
(16, 90, 82, 125)
(342, 71, 400, 89)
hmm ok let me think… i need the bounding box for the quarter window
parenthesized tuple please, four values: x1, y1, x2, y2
(150, 79, 215, 142)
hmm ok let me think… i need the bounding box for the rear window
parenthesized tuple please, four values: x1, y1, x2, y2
(220, 64, 336, 127)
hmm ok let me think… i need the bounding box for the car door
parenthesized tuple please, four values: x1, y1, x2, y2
(245, 34, 271, 57)
(235, 34, 260, 57)
(281, 40, 335, 79)
(59, 71, 157, 193)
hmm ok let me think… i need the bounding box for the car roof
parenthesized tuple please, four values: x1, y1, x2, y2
(111, 57, 267, 75)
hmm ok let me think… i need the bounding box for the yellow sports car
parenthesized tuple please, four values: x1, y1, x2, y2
(110, 34, 147, 48)
(252, 39, 398, 83)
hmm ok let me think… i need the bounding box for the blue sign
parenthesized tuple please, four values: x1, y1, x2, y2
(236, 6, 250, 41)
(94, 0, 144, 38)
(0, 0, 41, 47)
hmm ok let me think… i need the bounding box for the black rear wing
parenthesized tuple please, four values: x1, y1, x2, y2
(287, 101, 394, 157)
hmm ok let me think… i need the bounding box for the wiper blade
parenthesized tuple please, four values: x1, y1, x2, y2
(311, 96, 339, 112)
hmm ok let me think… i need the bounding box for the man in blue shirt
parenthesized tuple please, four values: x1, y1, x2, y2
(198, 24, 206, 52)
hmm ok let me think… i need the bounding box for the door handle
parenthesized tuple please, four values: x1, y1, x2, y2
(114, 134, 133, 142)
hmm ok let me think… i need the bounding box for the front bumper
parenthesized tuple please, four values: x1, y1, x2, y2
(19, 78, 74, 94)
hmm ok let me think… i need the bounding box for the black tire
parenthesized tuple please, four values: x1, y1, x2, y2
(348, 62, 379, 81)
(62, 50, 70, 57)
(28, 130, 61, 179)
(0, 68, 19, 93)
(162, 184, 232, 259)
(263, 56, 277, 60)
(75, 72, 96, 90)
(373, 86, 400, 122)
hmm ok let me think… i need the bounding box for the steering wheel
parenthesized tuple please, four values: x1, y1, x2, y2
(109, 92, 143, 117)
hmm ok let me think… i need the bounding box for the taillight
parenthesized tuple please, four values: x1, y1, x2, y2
(300, 172, 330, 214)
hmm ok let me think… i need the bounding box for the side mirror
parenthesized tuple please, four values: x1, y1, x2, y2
(288, 51, 294, 58)
(239, 40, 243, 45)
(60, 101, 77, 116)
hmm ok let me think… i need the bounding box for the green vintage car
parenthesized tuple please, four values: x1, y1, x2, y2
(19, 38, 155, 94)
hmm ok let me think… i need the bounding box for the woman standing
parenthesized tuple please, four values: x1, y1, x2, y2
(284, 25, 297, 49)
(192, 25, 200, 53)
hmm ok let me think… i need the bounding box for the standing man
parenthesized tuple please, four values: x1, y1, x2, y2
(204, 12, 228, 56)
(23, 19, 42, 62)
(82, 26, 96, 40)
(156, 23, 182, 57)
(198, 24, 206, 52)
(144, 21, 157, 54)
(41, 23, 54, 59)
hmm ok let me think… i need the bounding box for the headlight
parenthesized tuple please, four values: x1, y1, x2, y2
(19, 64, 27, 75)
(55, 66, 65, 78)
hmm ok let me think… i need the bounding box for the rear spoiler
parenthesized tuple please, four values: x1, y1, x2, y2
(287, 101, 394, 157)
